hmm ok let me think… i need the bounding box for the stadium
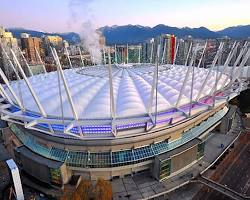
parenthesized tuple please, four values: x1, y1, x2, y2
(0, 42, 249, 187)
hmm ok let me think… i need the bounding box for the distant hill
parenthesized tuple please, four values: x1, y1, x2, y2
(217, 25, 250, 39)
(7, 24, 250, 45)
(7, 28, 81, 44)
(100, 24, 220, 44)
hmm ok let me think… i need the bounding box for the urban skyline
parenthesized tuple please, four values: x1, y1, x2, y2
(0, 1, 250, 200)
(1, 0, 250, 33)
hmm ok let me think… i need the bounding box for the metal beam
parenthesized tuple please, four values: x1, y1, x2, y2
(138, 46, 141, 64)
(65, 47, 73, 69)
(0, 43, 20, 80)
(115, 44, 118, 64)
(18, 47, 33, 77)
(52, 48, 79, 120)
(230, 42, 248, 82)
(195, 42, 224, 101)
(0, 68, 24, 109)
(11, 49, 47, 116)
(217, 42, 239, 90)
(176, 43, 199, 108)
(161, 39, 167, 64)
(103, 47, 106, 65)
(0, 84, 13, 104)
(234, 46, 250, 81)
(35, 46, 47, 73)
(126, 44, 129, 64)
(78, 47, 85, 68)
(197, 41, 207, 68)
(173, 42, 179, 65)
(108, 48, 116, 135)
(150, 40, 154, 64)
(147, 45, 160, 125)
(184, 43, 192, 66)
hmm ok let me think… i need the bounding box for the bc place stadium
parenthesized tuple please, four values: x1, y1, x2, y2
(0, 39, 249, 187)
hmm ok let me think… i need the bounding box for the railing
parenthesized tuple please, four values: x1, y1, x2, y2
(10, 107, 228, 168)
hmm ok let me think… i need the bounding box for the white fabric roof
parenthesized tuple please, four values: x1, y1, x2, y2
(5, 65, 229, 119)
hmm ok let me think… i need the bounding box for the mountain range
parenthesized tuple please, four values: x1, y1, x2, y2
(7, 24, 250, 45)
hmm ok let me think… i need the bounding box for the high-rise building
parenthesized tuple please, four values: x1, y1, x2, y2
(0, 27, 19, 80)
(21, 34, 43, 64)
(175, 36, 192, 65)
(141, 34, 176, 64)
(43, 35, 63, 56)
(159, 34, 176, 64)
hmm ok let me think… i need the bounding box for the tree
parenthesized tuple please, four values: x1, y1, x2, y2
(93, 178, 112, 200)
(75, 179, 93, 200)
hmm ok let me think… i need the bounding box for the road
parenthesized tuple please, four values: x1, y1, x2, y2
(199, 132, 250, 200)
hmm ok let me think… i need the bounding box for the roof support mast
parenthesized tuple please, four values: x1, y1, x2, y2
(195, 42, 224, 102)
(52, 48, 82, 136)
(103, 47, 106, 65)
(11, 49, 54, 133)
(126, 44, 129, 64)
(184, 43, 193, 66)
(197, 41, 207, 68)
(18, 47, 33, 77)
(52, 48, 78, 119)
(150, 40, 154, 64)
(175, 43, 198, 108)
(138, 46, 141, 64)
(173, 42, 179, 65)
(108, 48, 116, 135)
(0, 42, 20, 80)
(35, 46, 47, 73)
(78, 47, 85, 68)
(114, 45, 118, 64)
(65, 47, 73, 69)
(161, 39, 167, 64)
(147, 44, 160, 126)
(11, 49, 46, 116)
(0, 68, 24, 110)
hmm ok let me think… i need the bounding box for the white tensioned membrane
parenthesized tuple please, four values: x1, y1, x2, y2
(4, 64, 229, 119)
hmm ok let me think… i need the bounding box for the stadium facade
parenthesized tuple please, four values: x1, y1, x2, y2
(0, 41, 250, 187)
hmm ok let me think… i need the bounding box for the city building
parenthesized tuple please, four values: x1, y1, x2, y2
(141, 34, 176, 64)
(0, 56, 249, 187)
(43, 35, 63, 56)
(20, 34, 44, 64)
(0, 33, 249, 194)
(0, 26, 19, 80)
(175, 36, 193, 65)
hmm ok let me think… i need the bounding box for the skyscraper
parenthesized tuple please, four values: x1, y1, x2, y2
(0, 27, 19, 80)
(21, 34, 43, 64)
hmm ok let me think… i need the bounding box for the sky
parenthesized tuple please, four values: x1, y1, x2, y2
(0, 0, 250, 33)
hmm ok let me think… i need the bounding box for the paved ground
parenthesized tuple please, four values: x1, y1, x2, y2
(112, 127, 241, 200)
(0, 135, 11, 200)
(195, 131, 250, 200)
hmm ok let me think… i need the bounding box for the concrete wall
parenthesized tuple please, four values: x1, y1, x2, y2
(171, 145, 198, 173)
